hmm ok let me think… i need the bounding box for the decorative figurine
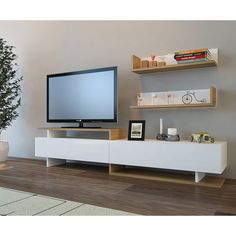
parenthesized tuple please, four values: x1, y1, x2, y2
(190, 132, 215, 143)
(152, 93, 158, 105)
(182, 91, 207, 104)
(149, 54, 157, 67)
(167, 93, 172, 104)
(137, 93, 143, 106)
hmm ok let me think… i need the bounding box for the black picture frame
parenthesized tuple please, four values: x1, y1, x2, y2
(128, 120, 146, 141)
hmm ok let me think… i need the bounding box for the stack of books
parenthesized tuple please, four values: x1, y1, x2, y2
(174, 48, 212, 64)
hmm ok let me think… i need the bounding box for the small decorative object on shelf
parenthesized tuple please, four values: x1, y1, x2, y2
(149, 54, 157, 67)
(165, 128, 180, 142)
(137, 93, 143, 106)
(140, 54, 168, 69)
(128, 120, 146, 141)
(141, 60, 149, 68)
(182, 91, 207, 104)
(156, 118, 167, 140)
(157, 61, 166, 67)
(190, 132, 215, 143)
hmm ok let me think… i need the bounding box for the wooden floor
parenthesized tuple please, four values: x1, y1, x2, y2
(0, 158, 236, 215)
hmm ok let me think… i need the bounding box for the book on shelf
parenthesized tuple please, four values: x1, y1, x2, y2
(174, 51, 211, 59)
(177, 58, 209, 64)
(175, 48, 210, 55)
(175, 54, 210, 61)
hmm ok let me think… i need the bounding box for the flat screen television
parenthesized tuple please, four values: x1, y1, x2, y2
(47, 66, 117, 128)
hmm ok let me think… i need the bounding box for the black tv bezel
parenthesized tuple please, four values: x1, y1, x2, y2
(46, 66, 118, 124)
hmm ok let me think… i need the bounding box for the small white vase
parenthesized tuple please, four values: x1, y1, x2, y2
(0, 141, 9, 162)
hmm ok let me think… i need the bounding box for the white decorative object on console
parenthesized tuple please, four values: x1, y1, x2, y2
(168, 128, 177, 136)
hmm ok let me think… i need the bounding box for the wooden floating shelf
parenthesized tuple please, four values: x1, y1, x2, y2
(109, 164, 225, 188)
(131, 86, 216, 109)
(130, 103, 216, 109)
(132, 55, 217, 74)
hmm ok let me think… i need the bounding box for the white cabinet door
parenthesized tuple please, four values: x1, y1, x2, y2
(110, 140, 227, 174)
(35, 137, 109, 163)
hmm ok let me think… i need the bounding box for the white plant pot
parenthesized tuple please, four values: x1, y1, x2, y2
(0, 141, 9, 162)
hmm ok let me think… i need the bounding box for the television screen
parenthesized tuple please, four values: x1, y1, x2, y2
(47, 67, 117, 125)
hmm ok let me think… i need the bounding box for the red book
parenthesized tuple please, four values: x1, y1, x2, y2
(175, 54, 208, 61)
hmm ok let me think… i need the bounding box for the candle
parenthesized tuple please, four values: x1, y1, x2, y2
(160, 118, 163, 134)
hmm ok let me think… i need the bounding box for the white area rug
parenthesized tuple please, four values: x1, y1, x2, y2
(0, 187, 136, 216)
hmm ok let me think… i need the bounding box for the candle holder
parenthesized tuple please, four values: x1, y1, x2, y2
(165, 134, 180, 142)
(156, 133, 167, 140)
(165, 128, 180, 141)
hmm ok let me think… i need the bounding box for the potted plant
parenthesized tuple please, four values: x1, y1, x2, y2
(0, 38, 22, 161)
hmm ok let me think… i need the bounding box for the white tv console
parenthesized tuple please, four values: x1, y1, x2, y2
(35, 128, 227, 188)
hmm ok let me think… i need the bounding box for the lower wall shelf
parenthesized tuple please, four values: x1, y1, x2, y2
(130, 103, 216, 109)
(109, 164, 225, 188)
(131, 87, 216, 109)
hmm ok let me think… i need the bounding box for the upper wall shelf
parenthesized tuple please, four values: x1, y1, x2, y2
(132, 48, 218, 74)
(132, 56, 217, 74)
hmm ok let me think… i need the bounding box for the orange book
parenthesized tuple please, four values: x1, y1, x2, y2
(175, 48, 209, 55)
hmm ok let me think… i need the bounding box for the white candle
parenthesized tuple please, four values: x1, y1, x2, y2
(168, 128, 177, 136)
(160, 118, 163, 134)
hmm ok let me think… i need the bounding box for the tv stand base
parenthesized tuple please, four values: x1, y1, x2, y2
(47, 158, 66, 167)
(35, 128, 227, 188)
(195, 172, 206, 183)
(109, 164, 225, 188)
(44, 159, 225, 188)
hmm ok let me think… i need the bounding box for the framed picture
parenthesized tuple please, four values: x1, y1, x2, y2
(128, 120, 146, 141)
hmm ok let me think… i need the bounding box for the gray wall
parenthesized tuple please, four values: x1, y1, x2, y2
(0, 21, 236, 178)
